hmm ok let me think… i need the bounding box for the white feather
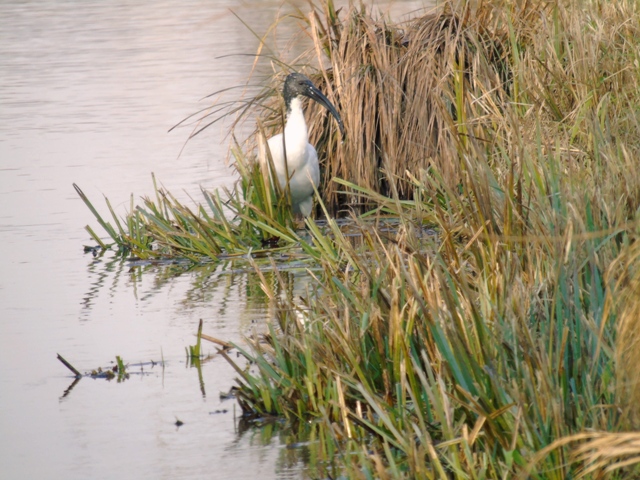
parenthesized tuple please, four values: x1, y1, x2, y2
(265, 97, 320, 216)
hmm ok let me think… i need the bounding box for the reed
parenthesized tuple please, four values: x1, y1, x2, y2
(74, 0, 640, 476)
(75, 144, 303, 260)
(223, 0, 640, 478)
(186, 319, 204, 361)
(231, 0, 514, 214)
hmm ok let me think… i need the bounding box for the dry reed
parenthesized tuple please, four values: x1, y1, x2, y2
(225, 0, 640, 478)
(75, 0, 640, 477)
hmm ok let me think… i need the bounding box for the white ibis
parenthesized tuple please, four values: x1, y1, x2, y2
(264, 73, 344, 217)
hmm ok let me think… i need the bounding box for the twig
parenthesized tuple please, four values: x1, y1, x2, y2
(57, 354, 81, 377)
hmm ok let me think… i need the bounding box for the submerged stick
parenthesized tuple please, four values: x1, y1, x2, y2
(57, 353, 81, 377)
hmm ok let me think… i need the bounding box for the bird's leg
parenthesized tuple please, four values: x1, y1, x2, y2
(293, 213, 306, 231)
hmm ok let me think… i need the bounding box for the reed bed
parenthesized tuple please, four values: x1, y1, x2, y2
(75, 0, 640, 477)
(220, 0, 640, 478)
(74, 146, 302, 260)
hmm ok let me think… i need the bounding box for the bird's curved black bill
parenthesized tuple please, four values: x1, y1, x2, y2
(302, 83, 345, 137)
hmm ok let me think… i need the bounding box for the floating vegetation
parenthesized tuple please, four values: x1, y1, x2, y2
(112, 355, 128, 382)
(57, 354, 162, 386)
(75, 0, 640, 477)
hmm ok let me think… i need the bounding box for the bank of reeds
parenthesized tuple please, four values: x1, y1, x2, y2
(74, 143, 304, 260)
(222, 0, 640, 478)
(75, 0, 640, 476)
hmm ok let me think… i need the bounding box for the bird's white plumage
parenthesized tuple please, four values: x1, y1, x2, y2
(266, 97, 320, 217)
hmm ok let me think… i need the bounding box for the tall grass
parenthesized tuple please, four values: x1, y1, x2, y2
(231, 0, 640, 219)
(222, 0, 640, 478)
(75, 145, 301, 260)
(73, 0, 640, 476)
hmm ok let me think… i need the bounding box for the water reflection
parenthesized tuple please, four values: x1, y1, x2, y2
(234, 418, 348, 479)
(188, 356, 207, 398)
(81, 254, 131, 315)
(81, 251, 319, 327)
(60, 377, 82, 400)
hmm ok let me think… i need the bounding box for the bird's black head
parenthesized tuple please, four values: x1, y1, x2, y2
(283, 72, 344, 136)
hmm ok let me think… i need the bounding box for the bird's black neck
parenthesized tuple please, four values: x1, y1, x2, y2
(284, 93, 297, 115)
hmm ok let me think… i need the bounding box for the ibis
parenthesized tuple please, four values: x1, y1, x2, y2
(263, 73, 344, 217)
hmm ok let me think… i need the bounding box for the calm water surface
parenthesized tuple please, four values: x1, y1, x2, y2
(0, 1, 428, 479)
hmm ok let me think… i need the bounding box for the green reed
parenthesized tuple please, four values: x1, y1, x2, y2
(75, 0, 640, 477)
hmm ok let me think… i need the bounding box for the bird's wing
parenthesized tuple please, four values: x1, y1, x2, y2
(265, 133, 289, 188)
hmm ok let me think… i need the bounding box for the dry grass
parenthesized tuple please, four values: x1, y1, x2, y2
(235, 0, 640, 221)
(611, 240, 640, 426)
(223, 0, 640, 478)
(75, 0, 640, 477)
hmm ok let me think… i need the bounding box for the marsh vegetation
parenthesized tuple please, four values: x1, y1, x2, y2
(78, 0, 640, 477)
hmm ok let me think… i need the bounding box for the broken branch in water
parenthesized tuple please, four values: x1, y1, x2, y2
(57, 353, 81, 377)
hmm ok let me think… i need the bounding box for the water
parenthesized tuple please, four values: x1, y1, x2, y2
(0, 1, 428, 479)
